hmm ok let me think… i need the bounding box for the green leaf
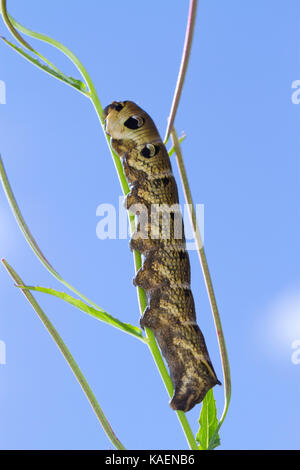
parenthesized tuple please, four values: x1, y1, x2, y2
(0, 36, 86, 93)
(6, 13, 94, 99)
(17, 285, 146, 342)
(2, 259, 125, 449)
(196, 389, 220, 450)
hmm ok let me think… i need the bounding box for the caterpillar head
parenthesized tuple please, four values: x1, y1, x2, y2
(103, 100, 171, 179)
(103, 100, 145, 140)
(103, 100, 163, 144)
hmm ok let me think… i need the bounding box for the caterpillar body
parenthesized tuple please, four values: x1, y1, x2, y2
(103, 100, 220, 412)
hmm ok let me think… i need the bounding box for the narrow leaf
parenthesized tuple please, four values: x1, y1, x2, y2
(1, 0, 62, 74)
(17, 285, 145, 342)
(168, 132, 186, 157)
(6, 13, 93, 99)
(2, 259, 126, 450)
(196, 389, 220, 450)
(1, 0, 34, 51)
(0, 36, 86, 93)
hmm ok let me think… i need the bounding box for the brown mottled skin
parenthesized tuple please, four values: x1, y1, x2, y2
(104, 101, 220, 411)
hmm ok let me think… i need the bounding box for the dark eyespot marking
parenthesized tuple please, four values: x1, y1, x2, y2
(124, 115, 145, 130)
(115, 103, 124, 112)
(140, 144, 160, 158)
(103, 101, 127, 119)
(162, 176, 170, 187)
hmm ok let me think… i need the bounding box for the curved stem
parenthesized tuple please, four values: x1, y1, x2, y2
(5, 13, 92, 93)
(1, 0, 62, 74)
(168, 132, 186, 157)
(1, 0, 33, 50)
(0, 155, 105, 311)
(2, 258, 126, 450)
(0, 155, 145, 342)
(164, 0, 198, 143)
(171, 127, 231, 435)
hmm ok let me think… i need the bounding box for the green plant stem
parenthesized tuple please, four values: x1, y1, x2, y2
(0, 154, 89, 304)
(2, 258, 126, 450)
(168, 132, 186, 157)
(171, 127, 231, 435)
(0, 154, 144, 342)
(7, 13, 91, 91)
(1, 0, 33, 50)
(1, 0, 62, 74)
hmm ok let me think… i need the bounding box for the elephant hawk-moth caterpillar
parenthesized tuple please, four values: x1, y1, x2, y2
(103, 100, 220, 412)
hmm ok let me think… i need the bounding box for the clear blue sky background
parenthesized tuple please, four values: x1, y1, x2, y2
(0, 0, 300, 450)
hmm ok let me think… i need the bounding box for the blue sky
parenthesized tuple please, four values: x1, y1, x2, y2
(0, 0, 300, 450)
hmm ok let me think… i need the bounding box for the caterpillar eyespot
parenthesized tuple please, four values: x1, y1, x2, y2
(103, 100, 127, 117)
(115, 103, 125, 112)
(105, 100, 220, 412)
(140, 144, 160, 158)
(124, 115, 145, 130)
